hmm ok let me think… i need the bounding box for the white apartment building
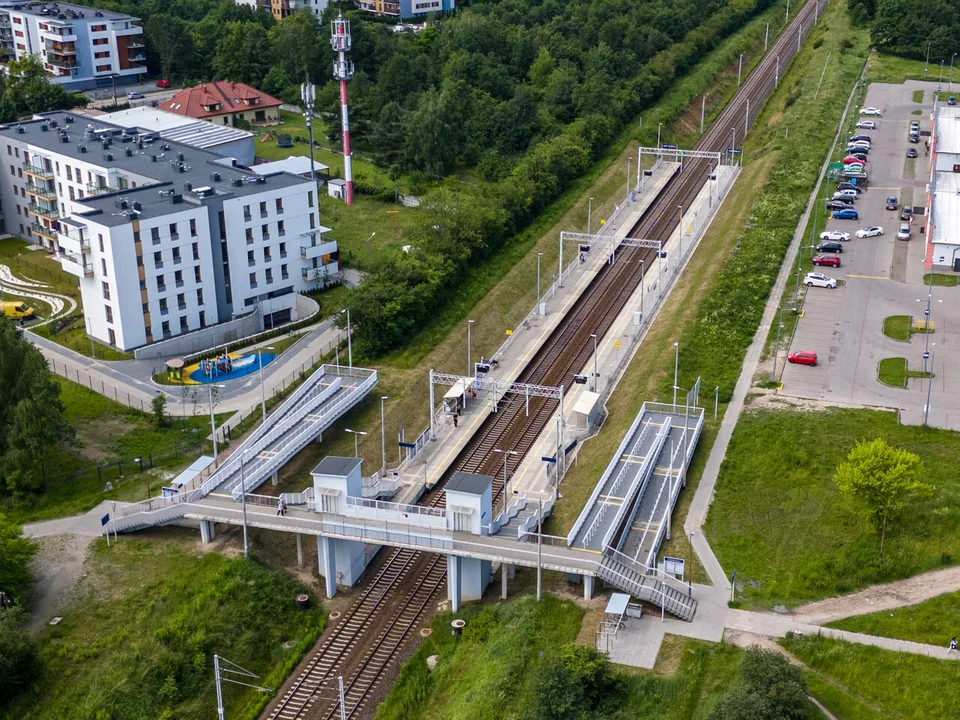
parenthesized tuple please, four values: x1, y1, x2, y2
(0, 1, 147, 91)
(0, 111, 338, 351)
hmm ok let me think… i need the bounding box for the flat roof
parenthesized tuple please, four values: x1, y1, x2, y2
(312, 456, 361, 477)
(101, 107, 253, 150)
(604, 592, 631, 616)
(252, 156, 329, 177)
(573, 390, 600, 415)
(936, 107, 960, 155)
(932, 187, 960, 246)
(0, 1, 135, 21)
(447, 471, 492, 496)
(171, 455, 214, 488)
(0, 111, 310, 225)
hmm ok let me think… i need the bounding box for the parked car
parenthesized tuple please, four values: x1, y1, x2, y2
(834, 190, 859, 201)
(901, 206, 913, 221)
(832, 209, 859, 220)
(126, 91, 144, 100)
(826, 200, 854, 211)
(836, 182, 862, 193)
(897, 223, 911, 241)
(156, 78, 171, 88)
(844, 164, 865, 174)
(819, 230, 851, 242)
(812, 254, 841, 267)
(856, 120, 877, 129)
(849, 134, 873, 143)
(855, 225, 883, 238)
(949, 96, 957, 106)
(846, 144, 871, 154)
(788, 350, 818, 366)
(907, 147, 918, 158)
(817, 241, 844, 254)
(847, 141, 871, 150)
(885, 196, 898, 210)
(908, 134, 920, 144)
(859, 107, 882, 116)
(804, 273, 837, 289)
(910, 121, 920, 130)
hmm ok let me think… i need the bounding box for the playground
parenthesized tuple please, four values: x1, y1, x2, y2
(166, 351, 277, 385)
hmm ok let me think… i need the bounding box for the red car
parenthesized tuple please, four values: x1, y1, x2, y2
(842, 156, 865, 164)
(788, 350, 818, 366)
(156, 78, 171, 88)
(812, 254, 841, 267)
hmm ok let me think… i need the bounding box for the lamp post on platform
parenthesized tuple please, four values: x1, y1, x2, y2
(493, 448, 520, 515)
(344, 428, 367, 458)
(258, 345, 275, 422)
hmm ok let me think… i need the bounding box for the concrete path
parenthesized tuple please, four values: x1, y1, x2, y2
(23, 500, 125, 538)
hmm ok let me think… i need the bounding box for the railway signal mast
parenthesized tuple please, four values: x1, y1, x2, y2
(331, 13, 355, 205)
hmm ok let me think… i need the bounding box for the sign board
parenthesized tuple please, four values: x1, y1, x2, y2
(663, 556, 685, 576)
(541, 456, 557, 464)
(600, 219, 606, 225)
(161, 486, 179, 499)
(100, 513, 110, 527)
(662, 143, 678, 150)
(398, 441, 417, 449)
(505, 329, 512, 336)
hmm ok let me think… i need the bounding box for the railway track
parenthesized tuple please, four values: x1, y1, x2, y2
(263, 3, 824, 718)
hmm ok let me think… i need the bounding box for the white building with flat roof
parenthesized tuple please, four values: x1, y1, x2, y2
(925, 105, 960, 271)
(0, 111, 338, 351)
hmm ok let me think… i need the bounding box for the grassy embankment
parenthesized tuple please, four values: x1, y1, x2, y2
(548, 0, 869, 578)
(1, 533, 324, 720)
(827, 590, 960, 646)
(2, 376, 226, 524)
(262, 0, 817, 506)
(706, 408, 960, 609)
(374, 595, 746, 720)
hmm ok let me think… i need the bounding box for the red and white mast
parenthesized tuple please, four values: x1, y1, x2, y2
(331, 13, 355, 206)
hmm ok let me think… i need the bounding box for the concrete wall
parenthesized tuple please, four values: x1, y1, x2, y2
(133, 307, 261, 360)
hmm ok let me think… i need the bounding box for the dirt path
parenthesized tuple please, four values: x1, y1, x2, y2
(27, 534, 95, 632)
(790, 565, 960, 625)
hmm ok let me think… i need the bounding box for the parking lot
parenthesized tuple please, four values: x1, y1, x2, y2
(780, 81, 960, 430)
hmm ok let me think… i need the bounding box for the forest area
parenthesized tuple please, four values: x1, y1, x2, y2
(846, 0, 959, 60)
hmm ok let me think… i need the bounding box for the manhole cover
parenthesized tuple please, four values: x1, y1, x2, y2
(329, 611, 342, 620)
(283, 640, 296, 649)
(420, 628, 432, 638)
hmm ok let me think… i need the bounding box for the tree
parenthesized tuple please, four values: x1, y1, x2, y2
(834, 438, 930, 562)
(145, 15, 195, 82)
(371, 102, 409, 168)
(269, 10, 324, 82)
(212, 21, 272, 86)
(405, 87, 460, 178)
(0, 513, 36, 603)
(526, 645, 615, 720)
(709, 649, 808, 720)
(0, 317, 74, 496)
(152, 394, 168, 429)
(4, 55, 86, 115)
(0, 606, 39, 707)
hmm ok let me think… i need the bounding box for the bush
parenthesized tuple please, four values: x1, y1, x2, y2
(0, 607, 39, 707)
(708, 648, 808, 720)
(0, 513, 36, 603)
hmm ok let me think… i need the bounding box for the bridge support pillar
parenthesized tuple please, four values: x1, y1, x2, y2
(501, 563, 509, 600)
(296, 533, 304, 568)
(584, 575, 595, 601)
(447, 555, 461, 613)
(271, 472, 279, 487)
(199, 520, 215, 544)
(318, 536, 337, 599)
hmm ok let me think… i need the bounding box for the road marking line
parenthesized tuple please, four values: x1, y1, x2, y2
(846, 274, 889, 280)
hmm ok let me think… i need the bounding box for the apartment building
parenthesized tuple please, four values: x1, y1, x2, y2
(354, 0, 454, 19)
(0, 1, 146, 91)
(0, 111, 338, 351)
(235, 0, 328, 21)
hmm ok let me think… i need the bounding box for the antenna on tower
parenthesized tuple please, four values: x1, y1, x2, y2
(331, 12, 355, 206)
(301, 76, 317, 184)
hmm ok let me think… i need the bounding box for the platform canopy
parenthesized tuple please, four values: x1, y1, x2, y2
(605, 592, 631, 617)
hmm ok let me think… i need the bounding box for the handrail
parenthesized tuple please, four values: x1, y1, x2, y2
(345, 495, 445, 518)
(629, 439, 682, 565)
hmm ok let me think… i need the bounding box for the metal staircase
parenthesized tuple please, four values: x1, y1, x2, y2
(597, 549, 697, 621)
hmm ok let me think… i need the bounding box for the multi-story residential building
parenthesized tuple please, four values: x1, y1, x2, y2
(354, 0, 454, 19)
(159, 81, 284, 128)
(233, 0, 328, 21)
(0, 111, 338, 351)
(0, 1, 146, 91)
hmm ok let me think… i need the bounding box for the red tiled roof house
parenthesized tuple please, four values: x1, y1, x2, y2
(158, 81, 284, 127)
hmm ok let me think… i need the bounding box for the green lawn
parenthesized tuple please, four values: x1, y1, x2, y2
(877, 357, 930, 388)
(912, 89, 924, 103)
(0, 238, 80, 301)
(827, 590, 960, 647)
(318, 193, 419, 273)
(1, 376, 226, 524)
(785, 635, 960, 720)
(2, 534, 324, 720)
(866, 52, 937, 84)
(706, 408, 960, 609)
(924, 273, 959, 287)
(882, 315, 911, 342)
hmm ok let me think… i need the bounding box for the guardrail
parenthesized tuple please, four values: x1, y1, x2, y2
(345, 495, 445, 519)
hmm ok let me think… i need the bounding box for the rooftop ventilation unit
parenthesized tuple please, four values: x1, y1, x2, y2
(60, 135, 69, 144)
(15, 126, 23, 134)
(64, 116, 73, 124)
(151, 155, 157, 162)
(40, 123, 49, 132)
(171, 194, 183, 204)
(124, 148, 133, 157)
(117, 199, 128, 210)
(184, 182, 192, 192)
(78, 145, 87, 153)
(231, 178, 243, 187)
(103, 152, 114, 162)
(132, 201, 142, 211)
(210, 172, 221, 182)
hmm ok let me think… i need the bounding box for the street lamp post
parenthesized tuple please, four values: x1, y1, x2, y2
(672, 342, 679, 407)
(536, 492, 544, 602)
(939, 60, 945, 92)
(924, 349, 935, 426)
(639, 259, 645, 316)
(700, 95, 706, 134)
(344, 428, 367, 458)
(925, 42, 931, 80)
(657, 122, 662, 150)
(591, 333, 598, 392)
(771, 305, 786, 382)
(207, 384, 225, 467)
(587, 197, 593, 235)
(737, 53, 743, 86)
(688, 531, 694, 595)
(536, 252, 543, 315)
(467, 319, 475, 376)
(380, 396, 388, 474)
(626, 155, 632, 198)
(340, 308, 352, 368)
(493, 448, 520, 514)
(258, 345, 275, 422)
(923, 269, 933, 373)
(678, 204, 684, 259)
(951, 53, 957, 92)
(239, 449, 249, 558)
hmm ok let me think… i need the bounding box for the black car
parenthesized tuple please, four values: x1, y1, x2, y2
(849, 134, 872, 143)
(950, 96, 957, 106)
(901, 206, 914, 221)
(826, 200, 854, 210)
(817, 241, 844, 254)
(837, 182, 862, 193)
(907, 147, 918, 157)
(909, 134, 920, 144)
(846, 145, 870, 155)
(885, 196, 898, 210)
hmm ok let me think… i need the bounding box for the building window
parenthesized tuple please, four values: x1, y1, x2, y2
(136, 254, 143, 268)
(197, 288, 204, 305)
(281, 263, 289, 280)
(247, 250, 255, 266)
(105, 306, 113, 324)
(101, 259, 108, 276)
(91, 24, 107, 31)
(139, 279, 147, 291)
(261, 224, 269, 240)
(102, 281, 110, 300)
(249, 271, 257, 289)
(310, 213, 316, 230)
(265, 268, 273, 284)
(308, 190, 314, 208)
(263, 247, 271, 262)
(96, 64, 112, 72)
(144, 325, 151, 337)
(66, 166, 72, 181)
(153, 250, 163, 268)
(174, 269, 183, 287)
(159, 298, 168, 315)
(99, 234, 104, 252)
(169, 223, 179, 240)
(151, 227, 160, 244)
(161, 321, 170, 338)
(192, 242, 199, 260)
(243, 205, 251, 221)
(189, 218, 197, 237)
(180, 316, 189, 331)
(176, 293, 186, 310)
(278, 220, 285, 237)
(259, 201, 267, 218)
(199, 311, 205, 328)
(172, 246, 181, 264)
(194, 266, 202, 283)
(275, 198, 283, 214)
(157, 275, 166, 292)
(279, 241, 287, 258)
(245, 227, 253, 244)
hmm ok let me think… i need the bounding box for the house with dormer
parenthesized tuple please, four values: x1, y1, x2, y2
(158, 81, 283, 127)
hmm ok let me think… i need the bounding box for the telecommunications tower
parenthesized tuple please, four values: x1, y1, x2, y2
(331, 13, 355, 205)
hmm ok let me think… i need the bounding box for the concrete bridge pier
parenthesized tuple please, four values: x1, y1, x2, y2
(445, 472, 495, 613)
(296, 533, 304, 568)
(317, 535, 337, 599)
(199, 520, 215, 543)
(584, 575, 595, 600)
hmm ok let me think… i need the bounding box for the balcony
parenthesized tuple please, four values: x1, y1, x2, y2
(30, 222, 59, 242)
(59, 253, 93, 278)
(126, 39, 145, 49)
(46, 42, 77, 55)
(23, 161, 54, 179)
(58, 231, 90, 255)
(26, 182, 56, 200)
(129, 52, 146, 62)
(300, 239, 338, 260)
(28, 202, 60, 220)
(86, 183, 114, 197)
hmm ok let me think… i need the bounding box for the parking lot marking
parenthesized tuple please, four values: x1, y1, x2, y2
(846, 274, 889, 280)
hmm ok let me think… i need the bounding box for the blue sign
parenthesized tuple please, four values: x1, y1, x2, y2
(398, 441, 417, 449)
(100, 513, 110, 527)
(662, 143, 678, 150)
(541, 456, 557, 464)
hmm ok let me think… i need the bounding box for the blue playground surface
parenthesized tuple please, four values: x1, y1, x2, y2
(188, 352, 276, 384)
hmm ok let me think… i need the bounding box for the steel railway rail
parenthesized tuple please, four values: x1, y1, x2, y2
(263, 3, 824, 718)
